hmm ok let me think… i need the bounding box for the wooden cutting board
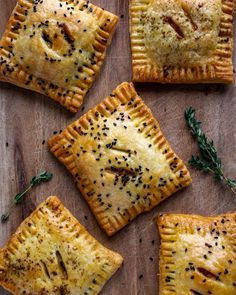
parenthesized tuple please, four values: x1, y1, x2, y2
(0, 1, 236, 294)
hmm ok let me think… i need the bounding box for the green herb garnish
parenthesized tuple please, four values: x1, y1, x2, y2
(185, 107, 236, 195)
(1, 171, 53, 223)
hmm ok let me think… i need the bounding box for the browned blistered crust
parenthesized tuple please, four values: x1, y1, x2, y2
(0, 0, 118, 112)
(48, 82, 192, 236)
(130, 0, 234, 83)
(157, 213, 236, 295)
(0, 196, 123, 295)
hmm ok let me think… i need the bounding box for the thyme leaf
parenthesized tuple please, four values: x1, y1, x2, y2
(185, 107, 236, 195)
(1, 171, 53, 223)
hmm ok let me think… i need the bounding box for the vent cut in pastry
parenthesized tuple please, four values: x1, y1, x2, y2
(130, 0, 234, 83)
(0, 0, 118, 112)
(0, 196, 123, 295)
(48, 82, 192, 236)
(157, 213, 236, 295)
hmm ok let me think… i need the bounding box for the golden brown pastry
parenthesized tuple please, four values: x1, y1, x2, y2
(130, 0, 234, 83)
(48, 82, 192, 236)
(0, 0, 118, 112)
(0, 196, 123, 295)
(157, 213, 236, 295)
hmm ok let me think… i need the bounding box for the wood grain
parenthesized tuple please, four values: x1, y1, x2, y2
(0, 1, 236, 294)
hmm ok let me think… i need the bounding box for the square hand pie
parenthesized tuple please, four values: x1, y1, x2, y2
(0, 196, 123, 295)
(130, 0, 234, 83)
(48, 82, 192, 236)
(0, 0, 118, 112)
(157, 213, 236, 295)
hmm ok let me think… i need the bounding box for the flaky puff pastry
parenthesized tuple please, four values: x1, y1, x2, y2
(0, 196, 123, 295)
(130, 0, 234, 83)
(48, 82, 192, 236)
(157, 213, 236, 295)
(0, 0, 118, 112)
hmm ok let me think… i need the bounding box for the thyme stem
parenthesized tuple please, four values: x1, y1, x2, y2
(185, 107, 236, 196)
(1, 171, 53, 223)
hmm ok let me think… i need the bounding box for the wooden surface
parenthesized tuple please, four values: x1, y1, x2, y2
(0, 1, 236, 294)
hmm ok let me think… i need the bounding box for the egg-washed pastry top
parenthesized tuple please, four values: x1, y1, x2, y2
(130, 0, 234, 83)
(0, 0, 118, 112)
(157, 213, 236, 295)
(48, 82, 192, 236)
(0, 196, 123, 295)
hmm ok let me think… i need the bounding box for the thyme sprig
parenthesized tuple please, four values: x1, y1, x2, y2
(185, 107, 236, 195)
(1, 171, 53, 223)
